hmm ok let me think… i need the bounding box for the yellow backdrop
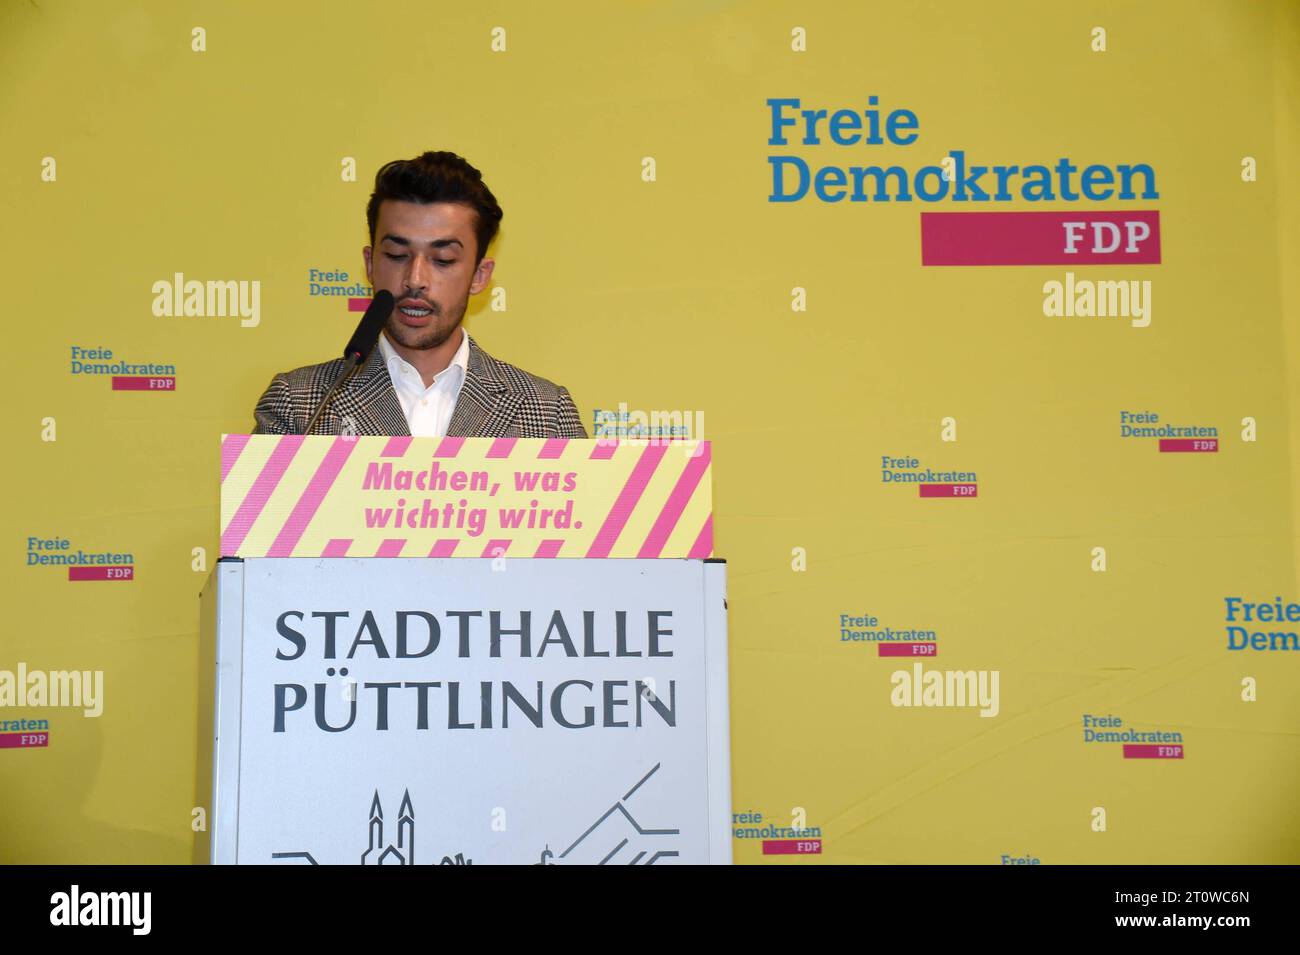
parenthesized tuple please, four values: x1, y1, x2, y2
(2, 0, 1297, 863)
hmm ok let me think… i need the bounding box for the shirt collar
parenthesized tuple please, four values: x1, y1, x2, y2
(378, 327, 469, 389)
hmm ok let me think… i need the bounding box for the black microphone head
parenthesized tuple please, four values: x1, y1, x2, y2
(344, 289, 395, 361)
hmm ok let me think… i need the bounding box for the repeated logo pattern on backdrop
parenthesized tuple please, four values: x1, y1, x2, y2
(1, 1, 1297, 863)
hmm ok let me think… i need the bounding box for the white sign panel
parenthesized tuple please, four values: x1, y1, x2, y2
(206, 558, 731, 864)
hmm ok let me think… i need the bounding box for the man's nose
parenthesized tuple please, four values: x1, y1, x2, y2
(403, 255, 430, 293)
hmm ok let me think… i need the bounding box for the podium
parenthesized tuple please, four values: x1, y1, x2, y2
(197, 435, 730, 864)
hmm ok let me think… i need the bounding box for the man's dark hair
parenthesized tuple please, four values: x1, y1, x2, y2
(366, 151, 504, 264)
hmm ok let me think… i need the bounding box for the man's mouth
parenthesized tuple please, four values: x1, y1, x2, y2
(397, 299, 435, 321)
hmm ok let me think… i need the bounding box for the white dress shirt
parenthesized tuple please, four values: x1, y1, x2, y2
(377, 327, 469, 437)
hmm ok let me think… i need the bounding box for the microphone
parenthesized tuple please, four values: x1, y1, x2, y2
(342, 289, 394, 363)
(302, 290, 395, 434)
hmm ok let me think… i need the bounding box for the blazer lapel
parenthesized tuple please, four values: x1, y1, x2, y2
(331, 343, 409, 436)
(445, 333, 524, 437)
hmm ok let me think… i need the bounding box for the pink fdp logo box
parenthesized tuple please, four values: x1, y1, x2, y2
(220, 435, 713, 560)
(1124, 744, 1184, 759)
(763, 839, 822, 855)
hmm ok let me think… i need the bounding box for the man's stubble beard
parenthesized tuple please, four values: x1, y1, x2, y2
(384, 298, 468, 351)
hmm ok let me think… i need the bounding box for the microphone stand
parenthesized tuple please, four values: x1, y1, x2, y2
(302, 351, 362, 435)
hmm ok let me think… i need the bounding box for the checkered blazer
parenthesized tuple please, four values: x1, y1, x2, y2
(251, 332, 587, 438)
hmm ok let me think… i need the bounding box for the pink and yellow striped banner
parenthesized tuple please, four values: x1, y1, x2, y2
(219, 435, 713, 559)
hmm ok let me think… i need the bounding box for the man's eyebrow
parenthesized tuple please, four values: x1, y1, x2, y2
(380, 234, 464, 250)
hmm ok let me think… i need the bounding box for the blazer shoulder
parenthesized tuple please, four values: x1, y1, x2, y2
(252, 357, 353, 435)
(276, 357, 351, 394)
(472, 342, 588, 439)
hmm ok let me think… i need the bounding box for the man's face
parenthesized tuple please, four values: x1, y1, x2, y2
(363, 200, 495, 351)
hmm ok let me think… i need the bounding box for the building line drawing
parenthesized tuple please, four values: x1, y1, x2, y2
(554, 762, 681, 864)
(274, 788, 430, 865)
(361, 789, 416, 865)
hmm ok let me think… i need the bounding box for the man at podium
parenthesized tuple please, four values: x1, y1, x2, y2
(251, 151, 587, 439)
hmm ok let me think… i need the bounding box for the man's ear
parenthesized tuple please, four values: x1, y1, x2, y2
(362, 246, 373, 286)
(470, 257, 495, 294)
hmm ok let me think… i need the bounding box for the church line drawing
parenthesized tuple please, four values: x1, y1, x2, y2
(361, 789, 416, 865)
